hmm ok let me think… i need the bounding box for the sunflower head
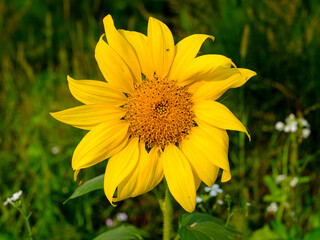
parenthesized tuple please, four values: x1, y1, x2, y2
(124, 76, 195, 148)
(51, 15, 256, 212)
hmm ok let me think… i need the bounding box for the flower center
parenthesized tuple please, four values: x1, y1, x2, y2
(124, 77, 195, 148)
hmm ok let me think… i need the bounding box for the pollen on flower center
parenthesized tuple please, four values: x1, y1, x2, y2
(124, 77, 195, 148)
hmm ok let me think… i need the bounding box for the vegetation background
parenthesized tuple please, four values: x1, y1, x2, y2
(1, 0, 319, 239)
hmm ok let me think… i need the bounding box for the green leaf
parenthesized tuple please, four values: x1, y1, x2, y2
(64, 174, 104, 204)
(263, 175, 280, 193)
(298, 176, 311, 184)
(270, 221, 287, 239)
(180, 222, 236, 240)
(263, 175, 282, 202)
(181, 213, 225, 226)
(250, 225, 279, 240)
(303, 228, 320, 240)
(93, 226, 147, 240)
(179, 213, 236, 240)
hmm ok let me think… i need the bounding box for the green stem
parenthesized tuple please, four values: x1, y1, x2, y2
(173, 235, 181, 240)
(24, 213, 33, 240)
(11, 203, 33, 239)
(162, 184, 173, 240)
(290, 133, 298, 176)
(290, 133, 298, 213)
(225, 195, 232, 227)
(277, 136, 291, 222)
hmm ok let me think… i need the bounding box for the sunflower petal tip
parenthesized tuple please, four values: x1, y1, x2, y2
(66, 75, 73, 81)
(104, 192, 117, 207)
(247, 133, 252, 141)
(67, 75, 77, 86)
(245, 129, 252, 141)
(110, 199, 117, 207)
(246, 70, 257, 79)
(185, 207, 195, 213)
(74, 169, 80, 181)
(103, 15, 116, 36)
(208, 35, 215, 42)
(103, 14, 113, 24)
(221, 170, 232, 182)
(231, 60, 237, 68)
(50, 111, 60, 120)
(148, 16, 163, 26)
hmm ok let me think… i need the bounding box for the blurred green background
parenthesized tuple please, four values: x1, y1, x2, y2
(1, 0, 319, 239)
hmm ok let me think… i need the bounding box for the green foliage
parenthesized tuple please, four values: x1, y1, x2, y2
(179, 213, 235, 240)
(250, 222, 320, 240)
(93, 226, 147, 240)
(250, 224, 281, 240)
(64, 174, 104, 204)
(303, 228, 320, 240)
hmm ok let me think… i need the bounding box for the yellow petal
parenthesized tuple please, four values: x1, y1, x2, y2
(178, 54, 234, 85)
(74, 169, 80, 181)
(50, 104, 125, 130)
(163, 145, 196, 213)
(104, 138, 140, 206)
(194, 100, 250, 140)
(132, 145, 163, 197)
(115, 168, 139, 202)
(147, 17, 175, 78)
(187, 67, 239, 97)
(67, 76, 127, 106)
(118, 30, 154, 80)
(181, 127, 220, 187)
(196, 122, 231, 182)
(72, 121, 129, 170)
(116, 145, 163, 201)
(185, 159, 202, 191)
(103, 15, 141, 84)
(192, 168, 202, 191)
(191, 68, 257, 102)
(95, 35, 134, 93)
(169, 34, 214, 80)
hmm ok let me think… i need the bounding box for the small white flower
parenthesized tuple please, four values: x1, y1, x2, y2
(217, 200, 224, 205)
(275, 121, 285, 131)
(290, 177, 299, 187)
(266, 202, 278, 213)
(3, 190, 23, 206)
(246, 202, 251, 207)
(288, 121, 298, 132)
(287, 114, 295, 121)
(204, 184, 223, 197)
(11, 190, 23, 201)
(298, 118, 309, 127)
(277, 114, 310, 138)
(283, 125, 290, 133)
(116, 212, 128, 222)
(196, 196, 203, 204)
(302, 128, 311, 139)
(282, 114, 298, 132)
(51, 146, 60, 155)
(275, 174, 287, 184)
(106, 218, 116, 227)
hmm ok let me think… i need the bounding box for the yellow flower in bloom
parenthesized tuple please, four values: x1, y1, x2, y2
(51, 15, 256, 212)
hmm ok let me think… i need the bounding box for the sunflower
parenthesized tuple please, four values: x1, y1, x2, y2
(51, 15, 256, 213)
